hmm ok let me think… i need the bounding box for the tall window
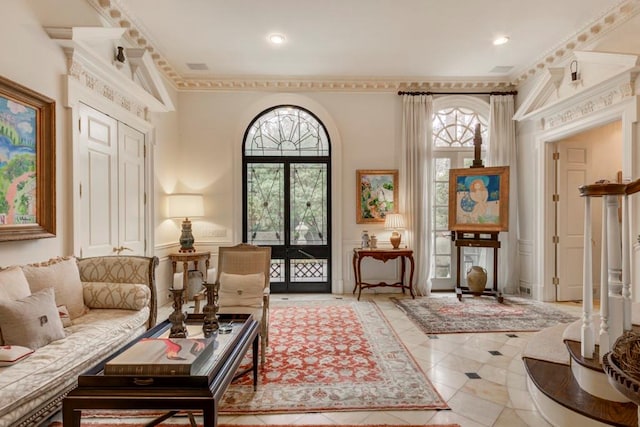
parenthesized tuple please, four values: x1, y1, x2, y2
(431, 103, 488, 290)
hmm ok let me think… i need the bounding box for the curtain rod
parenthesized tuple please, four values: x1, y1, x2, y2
(397, 90, 517, 96)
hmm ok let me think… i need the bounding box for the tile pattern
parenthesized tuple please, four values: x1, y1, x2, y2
(158, 293, 583, 427)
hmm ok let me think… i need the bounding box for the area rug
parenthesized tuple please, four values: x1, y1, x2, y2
(220, 299, 448, 413)
(392, 296, 579, 334)
(50, 422, 459, 427)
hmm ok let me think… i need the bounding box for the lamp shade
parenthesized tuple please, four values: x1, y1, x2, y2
(384, 213, 405, 230)
(167, 194, 204, 219)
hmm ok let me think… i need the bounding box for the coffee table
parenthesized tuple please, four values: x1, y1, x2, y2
(62, 314, 259, 427)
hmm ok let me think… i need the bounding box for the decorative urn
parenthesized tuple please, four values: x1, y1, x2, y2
(466, 266, 487, 295)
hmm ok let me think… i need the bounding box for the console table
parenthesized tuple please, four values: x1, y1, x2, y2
(352, 248, 415, 300)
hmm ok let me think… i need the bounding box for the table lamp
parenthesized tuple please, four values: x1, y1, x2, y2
(167, 193, 204, 253)
(385, 213, 405, 249)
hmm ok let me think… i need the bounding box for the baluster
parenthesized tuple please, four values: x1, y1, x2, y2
(599, 195, 610, 361)
(622, 193, 632, 332)
(582, 196, 594, 359)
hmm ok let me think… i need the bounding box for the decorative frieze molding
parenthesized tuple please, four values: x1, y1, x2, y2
(84, 0, 640, 92)
(46, 26, 174, 118)
(522, 69, 639, 130)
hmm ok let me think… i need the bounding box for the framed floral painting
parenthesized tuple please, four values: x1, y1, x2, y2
(356, 169, 398, 223)
(448, 166, 509, 232)
(0, 75, 56, 241)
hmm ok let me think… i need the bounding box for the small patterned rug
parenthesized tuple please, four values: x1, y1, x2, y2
(219, 299, 448, 413)
(392, 296, 579, 334)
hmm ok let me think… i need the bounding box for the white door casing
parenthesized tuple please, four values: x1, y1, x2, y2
(79, 103, 146, 257)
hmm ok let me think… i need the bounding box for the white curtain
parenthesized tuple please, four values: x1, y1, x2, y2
(487, 95, 519, 294)
(400, 95, 433, 296)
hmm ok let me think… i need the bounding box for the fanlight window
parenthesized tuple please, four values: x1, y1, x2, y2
(433, 107, 488, 148)
(245, 107, 330, 156)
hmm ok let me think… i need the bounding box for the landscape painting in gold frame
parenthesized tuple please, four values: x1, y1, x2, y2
(448, 166, 509, 232)
(356, 169, 398, 224)
(0, 75, 56, 241)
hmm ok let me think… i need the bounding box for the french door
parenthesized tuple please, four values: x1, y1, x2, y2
(242, 106, 331, 293)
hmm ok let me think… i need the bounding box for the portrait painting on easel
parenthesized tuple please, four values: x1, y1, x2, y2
(448, 166, 509, 232)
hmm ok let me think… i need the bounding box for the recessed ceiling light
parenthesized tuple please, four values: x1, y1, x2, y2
(493, 36, 510, 46)
(268, 33, 286, 45)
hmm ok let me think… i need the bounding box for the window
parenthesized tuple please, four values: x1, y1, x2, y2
(430, 101, 488, 290)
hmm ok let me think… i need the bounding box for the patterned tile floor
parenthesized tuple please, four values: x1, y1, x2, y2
(160, 292, 583, 427)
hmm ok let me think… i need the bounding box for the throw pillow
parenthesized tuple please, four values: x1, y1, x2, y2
(218, 272, 264, 308)
(0, 287, 66, 349)
(0, 345, 34, 367)
(0, 265, 31, 301)
(57, 305, 72, 327)
(82, 282, 150, 311)
(22, 256, 87, 319)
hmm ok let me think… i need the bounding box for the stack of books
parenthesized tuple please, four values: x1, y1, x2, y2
(104, 337, 216, 376)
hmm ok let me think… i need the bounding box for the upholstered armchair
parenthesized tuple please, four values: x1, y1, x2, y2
(215, 243, 271, 365)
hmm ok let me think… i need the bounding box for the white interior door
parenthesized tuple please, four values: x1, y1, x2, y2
(79, 104, 146, 257)
(118, 123, 145, 255)
(556, 140, 590, 301)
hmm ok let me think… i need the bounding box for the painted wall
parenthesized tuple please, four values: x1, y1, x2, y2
(170, 90, 404, 292)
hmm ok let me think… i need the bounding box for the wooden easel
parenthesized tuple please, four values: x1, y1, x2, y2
(453, 123, 503, 303)
(454, 231, 503, 302)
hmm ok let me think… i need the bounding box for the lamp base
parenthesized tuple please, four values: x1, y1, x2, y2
(179, 218, 196, 253)
(390, 231, 401, 249)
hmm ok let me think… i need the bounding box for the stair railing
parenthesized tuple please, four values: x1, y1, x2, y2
(579, 179, 638, 360)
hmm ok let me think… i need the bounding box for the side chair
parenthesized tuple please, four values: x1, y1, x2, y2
(215, 243, 271, 365)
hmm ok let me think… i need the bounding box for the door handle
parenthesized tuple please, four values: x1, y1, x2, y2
(298, 249, 315, 259)
(113, 246, 133, 255)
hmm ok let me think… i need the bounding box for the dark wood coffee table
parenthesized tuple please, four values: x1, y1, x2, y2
(62, 314, 259, 427)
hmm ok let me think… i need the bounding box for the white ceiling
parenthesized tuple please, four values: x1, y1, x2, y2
(32, 0, 640, 89)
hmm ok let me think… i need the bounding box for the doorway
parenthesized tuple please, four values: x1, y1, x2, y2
(242, 106, 331, 293)
(552, 121, 622, 301)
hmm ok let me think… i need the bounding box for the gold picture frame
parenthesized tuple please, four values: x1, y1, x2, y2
(0, 75, 56, 241)
(356, 169, 398, 224)
(448, 166, 509, 232)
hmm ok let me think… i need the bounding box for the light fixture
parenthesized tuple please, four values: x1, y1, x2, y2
(268, 33, 286, 45)
(493, 36, 510, 46)
(384, 213, 405, 249)
(115, 46, 126, 63)
(167, 193, 204, 253)
(570, 60, 579, 81)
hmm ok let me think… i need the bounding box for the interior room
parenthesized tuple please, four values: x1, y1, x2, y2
(1, 1, 640, 426)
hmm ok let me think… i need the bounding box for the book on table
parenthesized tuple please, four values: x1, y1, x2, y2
(104, 336, 216, 376)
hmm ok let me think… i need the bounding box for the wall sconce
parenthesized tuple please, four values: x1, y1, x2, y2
(167, 193, 204, 253)
(384, 213, 405, 249)
(570, 60, 579, 82)
(115, 46, 126, 64)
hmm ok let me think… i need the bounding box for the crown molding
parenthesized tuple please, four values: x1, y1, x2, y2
(85, 0, 640, 93)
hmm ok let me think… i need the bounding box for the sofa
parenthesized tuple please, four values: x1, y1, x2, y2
(0, 255, 159, 427)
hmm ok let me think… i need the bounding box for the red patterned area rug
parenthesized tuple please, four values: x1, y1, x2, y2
(221, 299, 448, 413)
(50, 423, 459, 427)
(392, 296, 579, 334)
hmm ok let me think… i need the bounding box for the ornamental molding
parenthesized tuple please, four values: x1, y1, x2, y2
(45, 26, 174, 118)
(523, 68, 639, 131)
(85, 0, 640, 92)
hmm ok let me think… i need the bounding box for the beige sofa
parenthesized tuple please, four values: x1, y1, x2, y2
(0, 255, 159, 427)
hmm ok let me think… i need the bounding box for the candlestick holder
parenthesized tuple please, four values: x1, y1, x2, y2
(168, 287, 188, 338)
(202, 281, 219, 337)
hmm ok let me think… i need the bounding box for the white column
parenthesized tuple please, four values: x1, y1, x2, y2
(582, 196, 595, 359)
(622, 193, 632, 332)
(599, 195, 610, 361)
(605, 195, 623, 294)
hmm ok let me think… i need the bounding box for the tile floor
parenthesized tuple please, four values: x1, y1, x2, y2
(163, 292, 583, 427)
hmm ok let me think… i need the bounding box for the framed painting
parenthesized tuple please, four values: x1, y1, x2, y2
(356, 169, 398, 224)
(0, 75, 55, 241)
(448, 166, 509, 232)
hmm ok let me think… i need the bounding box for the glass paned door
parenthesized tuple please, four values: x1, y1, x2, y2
(245, 161, 330, 293)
